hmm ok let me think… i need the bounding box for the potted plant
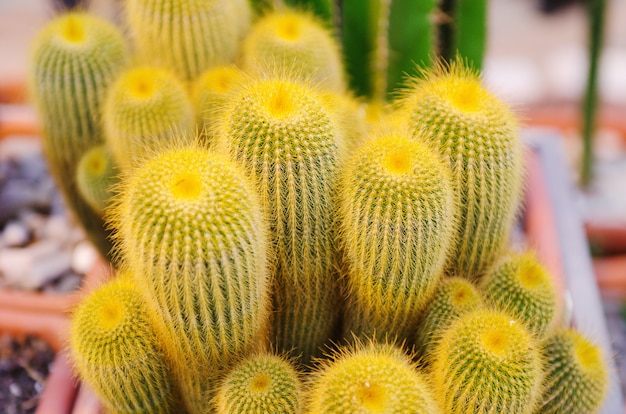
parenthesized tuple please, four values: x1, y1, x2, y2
(14, 0, 623, 412)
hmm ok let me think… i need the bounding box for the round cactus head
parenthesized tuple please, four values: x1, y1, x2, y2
(539, 328, 608, 414)
(431, 309, 544, 413)
(400, 60, 524, 279)
(480, 250, 558, 338)
(215, 353, 302, 414)
(103, 65, 194, 169)
(241, 9, 345, 91)
(76, 144, 118, 215)
(306, 341, 441, 413)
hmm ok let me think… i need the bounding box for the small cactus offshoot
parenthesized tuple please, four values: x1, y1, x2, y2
(76, 144, 118, 215)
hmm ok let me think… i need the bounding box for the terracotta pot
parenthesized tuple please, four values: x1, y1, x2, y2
(0, 76, 28, 105)
(0, 104, 39, 137)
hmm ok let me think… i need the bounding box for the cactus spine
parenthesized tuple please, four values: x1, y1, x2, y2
(103, 66, 194, 169)
(28, 12, 129, 262)
(401, 61, 524, 279)
(480, 250, 558, 338)
(414, 276, 483, 361)
(431, 309, 543, 413)
(124, 0, 243, 81)
(76, 144, 118, 215)
(241, 9, 345, 91)
(338, 123, 456, 342)
(306, 341, 441, 414)
(538, 328, 609, 414)
(215, 76, 343, 365)
(111, 144, 271, 412)
(69, 275, 176, 414)
(215, 353, 302, 414)
(192, 65, 245, 146)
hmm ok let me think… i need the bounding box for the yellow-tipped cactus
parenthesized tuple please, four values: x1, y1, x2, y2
(338, 123, 456, 342)
(538, 328, 609, 414)
(306, 341, 441, 413)
(480, 250, 558, 338)
(192, 65, 246, 146)
(431, 309, 544, 413)
(414, 276, 483, 361)
(241, 9, 345, 91)
(215, 76, 344, 365)
(111, 144, 271, 412)
(76, 144, 118, 215)
(28, 12, 129, 261)
(215, 353, 302, 414)
(103, 66, 194, 169)
(401, 61, 524, 279)
(70, 275, 176, 414)
(124, 0, 243, 81)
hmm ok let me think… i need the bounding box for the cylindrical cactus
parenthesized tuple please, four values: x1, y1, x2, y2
(305, 341, 441, 413)
(480, 250, 558, 338)
(338, 122, 456, 342)
(401, 61, 524, 279)
(215, 76, 344, 365)
(111, 144, 271, 412)
(124, 0, 243, 81)
(431, 309, 544, 413)
(414, 276, 483, 361)
(103, 65, 194, 169)
(76, 144, 119, 215)
(538, 328, 609, 414)
(240, 9, 345, 91)
(69, 274, 176, 414)
(28, 12, 129, 262)
(192, 65, 246, 146)
(215, 353, 302, 414)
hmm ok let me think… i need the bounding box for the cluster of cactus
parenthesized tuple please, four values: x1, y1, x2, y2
(28, 1, 610, 413)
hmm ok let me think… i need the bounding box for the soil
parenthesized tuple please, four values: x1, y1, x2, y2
(0, 334, 55, 414)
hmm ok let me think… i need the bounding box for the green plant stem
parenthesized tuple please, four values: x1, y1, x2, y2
(581, 0, 605, 188)
(456, 0, 487, 70)
(438, 0, 457, 63)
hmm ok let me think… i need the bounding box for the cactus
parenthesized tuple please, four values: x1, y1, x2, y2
(215, 76, 344, 365)
(431, 309, 544, 413)
(192, 65, 245, 146)
(414, 276, 483, 361)
(401, 61, 524, 279)
(306, 341, 441, 413)
(69, 274, 176, 414)
(480, 250, 558, 338)
(538, 328, 608, 414)
(240, 9, 345, 91)
(124, 0, 243, 81)
(28, 12, 129, 262)
(76, 144, 119, 215)
(338, 122, 456, 342)
(103, 65, 194, 169)
(111, 144, 271, 412)
(215, 353, 302, 414)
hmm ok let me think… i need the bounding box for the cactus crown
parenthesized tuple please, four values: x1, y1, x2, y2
(215, 353, 302, 414)
(76, 145, 118, 215)
(306, 340, 440, 413)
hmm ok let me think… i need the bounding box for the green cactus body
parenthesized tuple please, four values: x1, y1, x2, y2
(28, 12, 129, 262)
(103, 66, 194, 169)
(338, 123, 456, 342)
(306, 341, 441, 414)
(480, 251, 558, 338)
(70, 275, 176, 414)
(401, 62, 524, 279)
(215, 77, 343, 365)
(76, 145, 118, 215)
(415, 276, 483, 361)
(215, 353, 302, 414)
(431, 309, 543, 413)
(240, 9, 345, 91)
(538, 328, 608, 414)
(192, 65, 245, 146)
(112, 145, 271, 412)
(125, 0, 242, 81)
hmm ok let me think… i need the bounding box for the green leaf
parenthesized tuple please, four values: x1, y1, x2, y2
(341, 0, 377, 98)
(456, 0, 487, 71)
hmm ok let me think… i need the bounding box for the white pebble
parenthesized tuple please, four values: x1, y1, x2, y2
(42, 215, 71, 245)
(0, 240, 61, 289)
(2, 221, 30, 247)
(29, 251, 73, 289)
(9, 383, 22, 397)
(71, 241, 98, 275)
